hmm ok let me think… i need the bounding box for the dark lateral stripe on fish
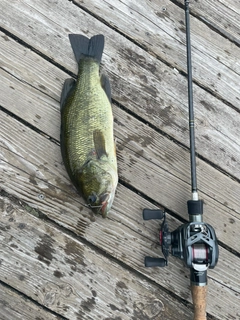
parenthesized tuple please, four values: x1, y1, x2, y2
(69, 34, 104, 64)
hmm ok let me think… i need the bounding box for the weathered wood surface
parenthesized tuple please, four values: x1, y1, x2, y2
(0, 285, 63, 320)
(0, 195, 193, 320)
(1, 99, 240, 254)
(0, 0, 240, 319)
(186, 0, 240, 45)
(1, 0, 240, 181)
(75, 0, 240, 103)
(1, 111, 240, 319)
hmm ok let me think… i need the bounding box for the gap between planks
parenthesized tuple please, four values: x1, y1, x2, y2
(1, 113, 240, 319)
(0, 194, 195, 320)
(1, 26, 240, 183)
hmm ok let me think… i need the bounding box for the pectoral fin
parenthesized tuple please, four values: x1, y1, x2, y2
(93, 130, 108, 159)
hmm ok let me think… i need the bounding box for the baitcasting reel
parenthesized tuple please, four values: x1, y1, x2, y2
(143, 200, 219, 285)
(143, 2, 219, 316)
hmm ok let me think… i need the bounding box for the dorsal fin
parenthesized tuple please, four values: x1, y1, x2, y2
(101, 74, 111, 102)
(93, 130, 108, 159)
(60, 78, 76, 111)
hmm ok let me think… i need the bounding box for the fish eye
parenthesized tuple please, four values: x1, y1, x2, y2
(88, 193, 97, 204)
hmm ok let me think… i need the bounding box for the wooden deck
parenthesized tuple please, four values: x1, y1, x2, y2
(0, 0, 239, 319)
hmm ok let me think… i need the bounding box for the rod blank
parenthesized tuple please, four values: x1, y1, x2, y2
(185, 0, 198, 196)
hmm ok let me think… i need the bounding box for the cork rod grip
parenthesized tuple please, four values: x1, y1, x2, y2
(191, 285, 207, 320)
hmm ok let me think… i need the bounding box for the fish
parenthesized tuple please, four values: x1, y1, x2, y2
(60, 34, 118, 218)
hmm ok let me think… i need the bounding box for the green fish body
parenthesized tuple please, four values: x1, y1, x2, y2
(60, 34, 118, 217)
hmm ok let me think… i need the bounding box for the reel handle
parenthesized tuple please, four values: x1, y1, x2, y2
(145, 256, 166, 267)
(191, 285, 207, 320)
(143, 208, 165, 220)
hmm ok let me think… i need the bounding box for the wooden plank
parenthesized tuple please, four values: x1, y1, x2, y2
(1, 111, 239, 319)
(1, 33, 240, 221)
(73, 0, 240, 106)
(1, 94, 240, 254)
(1, 2, 240, 180)
(1, 21, 239, 257)
(1, 30, 240, 248)
(0, 285, 63, 320)
(185, 0, 240, 45)
(0, 29, 239, 251)
(0, 69, 59, 139)
(113, 106, 240, 221)
(0, 194, 195, 320)
(1, 150, 240, 320)
(0, 2, 239, 319)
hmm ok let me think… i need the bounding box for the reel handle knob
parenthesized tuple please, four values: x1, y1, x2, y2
(145, 256, 167, 267)
(143, 209, 165, 220)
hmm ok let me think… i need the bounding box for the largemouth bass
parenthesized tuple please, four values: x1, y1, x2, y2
(60, 34, 118, 217)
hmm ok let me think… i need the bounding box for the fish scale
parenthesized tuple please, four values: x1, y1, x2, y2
(60, 34, 118, 217)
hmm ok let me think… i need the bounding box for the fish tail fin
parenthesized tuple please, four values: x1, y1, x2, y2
(69, 34, 104, 64)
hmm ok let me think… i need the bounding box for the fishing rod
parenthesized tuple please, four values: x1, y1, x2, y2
(143, 1, 219, 319)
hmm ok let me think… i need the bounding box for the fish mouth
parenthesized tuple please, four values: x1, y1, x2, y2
(99, 192, 110, 218)
(87, 192, 111, 218)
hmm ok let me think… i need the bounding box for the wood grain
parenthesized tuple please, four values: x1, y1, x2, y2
(0, 285, 63, 320)
(0, 1, 240, 180)
(1, 110, 240, 319)
(0, 195, 194, 320)
(74, 0, 240, 106)
(0, 0, 239, 319)
(185, 0, 240, 45)
(1, 96, 240, 254)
